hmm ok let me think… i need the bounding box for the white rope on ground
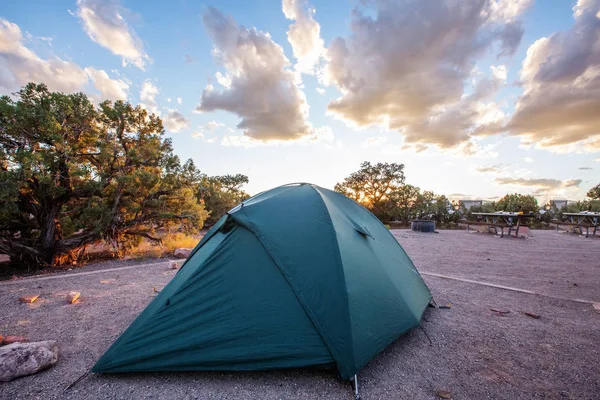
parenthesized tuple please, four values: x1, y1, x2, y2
(420, 271, 597, 305)
(0, 260, 183, 286)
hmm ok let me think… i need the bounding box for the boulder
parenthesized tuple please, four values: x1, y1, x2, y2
(173, 248, 192, 259)
(0, 341, 58, 382)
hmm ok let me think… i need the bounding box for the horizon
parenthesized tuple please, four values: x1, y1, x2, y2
(1, 0, 599, 202)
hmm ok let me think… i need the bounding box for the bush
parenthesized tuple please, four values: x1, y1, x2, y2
(123, 233, 200, 259)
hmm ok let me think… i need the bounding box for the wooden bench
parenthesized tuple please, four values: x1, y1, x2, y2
(552, 220, 598, 238)
(461, 220, 513, 238)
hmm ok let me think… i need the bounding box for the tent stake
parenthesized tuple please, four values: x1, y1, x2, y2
(351, 374, 360, 400)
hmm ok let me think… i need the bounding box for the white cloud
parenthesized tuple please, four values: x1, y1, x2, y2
(0, 19, 89, 93)
(495, 177, 583, 196)
(316, 87, 325, 95)
(0, 18, 127, 100)
(196, 7, 312, 142)
(508, 0, 600, 152)
(177, 97, 182, 104)
(206, 120, 225, 131)
(139, 80, 159, 114)
(456, 140, 500, 159)
(191, 120, 233, 142)
(84, 67, 128, 101)
(76, 0, 150, 70)
(282, 0, 325, 75)
(323, 1, 529, 149)
(163, 109, 189, 132)
(524, 157, 533, 163)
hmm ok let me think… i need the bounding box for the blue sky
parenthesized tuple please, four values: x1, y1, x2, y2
(1, 0, 599, 201)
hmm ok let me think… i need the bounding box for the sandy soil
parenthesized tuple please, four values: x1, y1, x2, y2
(1, 230, 599, 400)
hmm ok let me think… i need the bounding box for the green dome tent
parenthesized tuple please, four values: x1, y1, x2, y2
(93, 183, 432, 381)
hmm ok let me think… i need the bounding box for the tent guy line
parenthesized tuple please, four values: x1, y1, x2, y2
(420, 271, 597, 305)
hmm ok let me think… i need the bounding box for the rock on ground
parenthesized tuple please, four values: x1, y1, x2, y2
(173, 248, 192, 259)
(0, 340, 58, 382)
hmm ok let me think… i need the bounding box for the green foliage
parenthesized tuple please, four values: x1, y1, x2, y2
(0, 83, 209, 269)
(198, 174, 250, 225)
(335, 162, 455, 225)
(587, 183, 600, 200)
(495, 193, 538, 213)
(334, 161, 405, 220)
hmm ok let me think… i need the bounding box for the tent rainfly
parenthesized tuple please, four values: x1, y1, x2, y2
(93, 183, 432, 386)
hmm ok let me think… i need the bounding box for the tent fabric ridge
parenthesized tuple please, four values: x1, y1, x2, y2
(230, 184, 298, 212)
(228, 209, 348, 375)
(307, 184, 356, 372)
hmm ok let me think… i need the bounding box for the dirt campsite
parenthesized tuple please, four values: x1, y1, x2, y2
(1, 229, 599, 400)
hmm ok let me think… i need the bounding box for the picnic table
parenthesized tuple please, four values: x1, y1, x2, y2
(554, 212, 599, 237)
(462, 212, 534, 238)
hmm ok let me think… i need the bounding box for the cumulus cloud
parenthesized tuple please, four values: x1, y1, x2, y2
(162, 110, 189, 132)
(84, 67, 128, 101)
(195, 7, 312, 142)
(0, 18, 127, 100)
(282, 0, 325, 74)
(323, 1, 530, 149)
(177, 97, 182, 104)
(139, 80, 159, 114)
(507, 0, 600, 152)
(76, 0, 150, 70)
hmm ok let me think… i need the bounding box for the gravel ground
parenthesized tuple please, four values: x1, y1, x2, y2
(1, 230, 599, 400)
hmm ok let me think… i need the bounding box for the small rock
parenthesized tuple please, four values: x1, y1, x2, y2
(66, 292, 81, 304)
(436, 389, 452, 399)
(0, 341, 58, 382)
(18, 295, 39, 304)
(170, 262, 180, 270)
(173, 248, 192, 259)
(2, 336, 28, 345)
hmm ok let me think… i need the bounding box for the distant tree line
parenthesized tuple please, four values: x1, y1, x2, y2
(336, 162, 600, 228)
(0, 83, 248, 270)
